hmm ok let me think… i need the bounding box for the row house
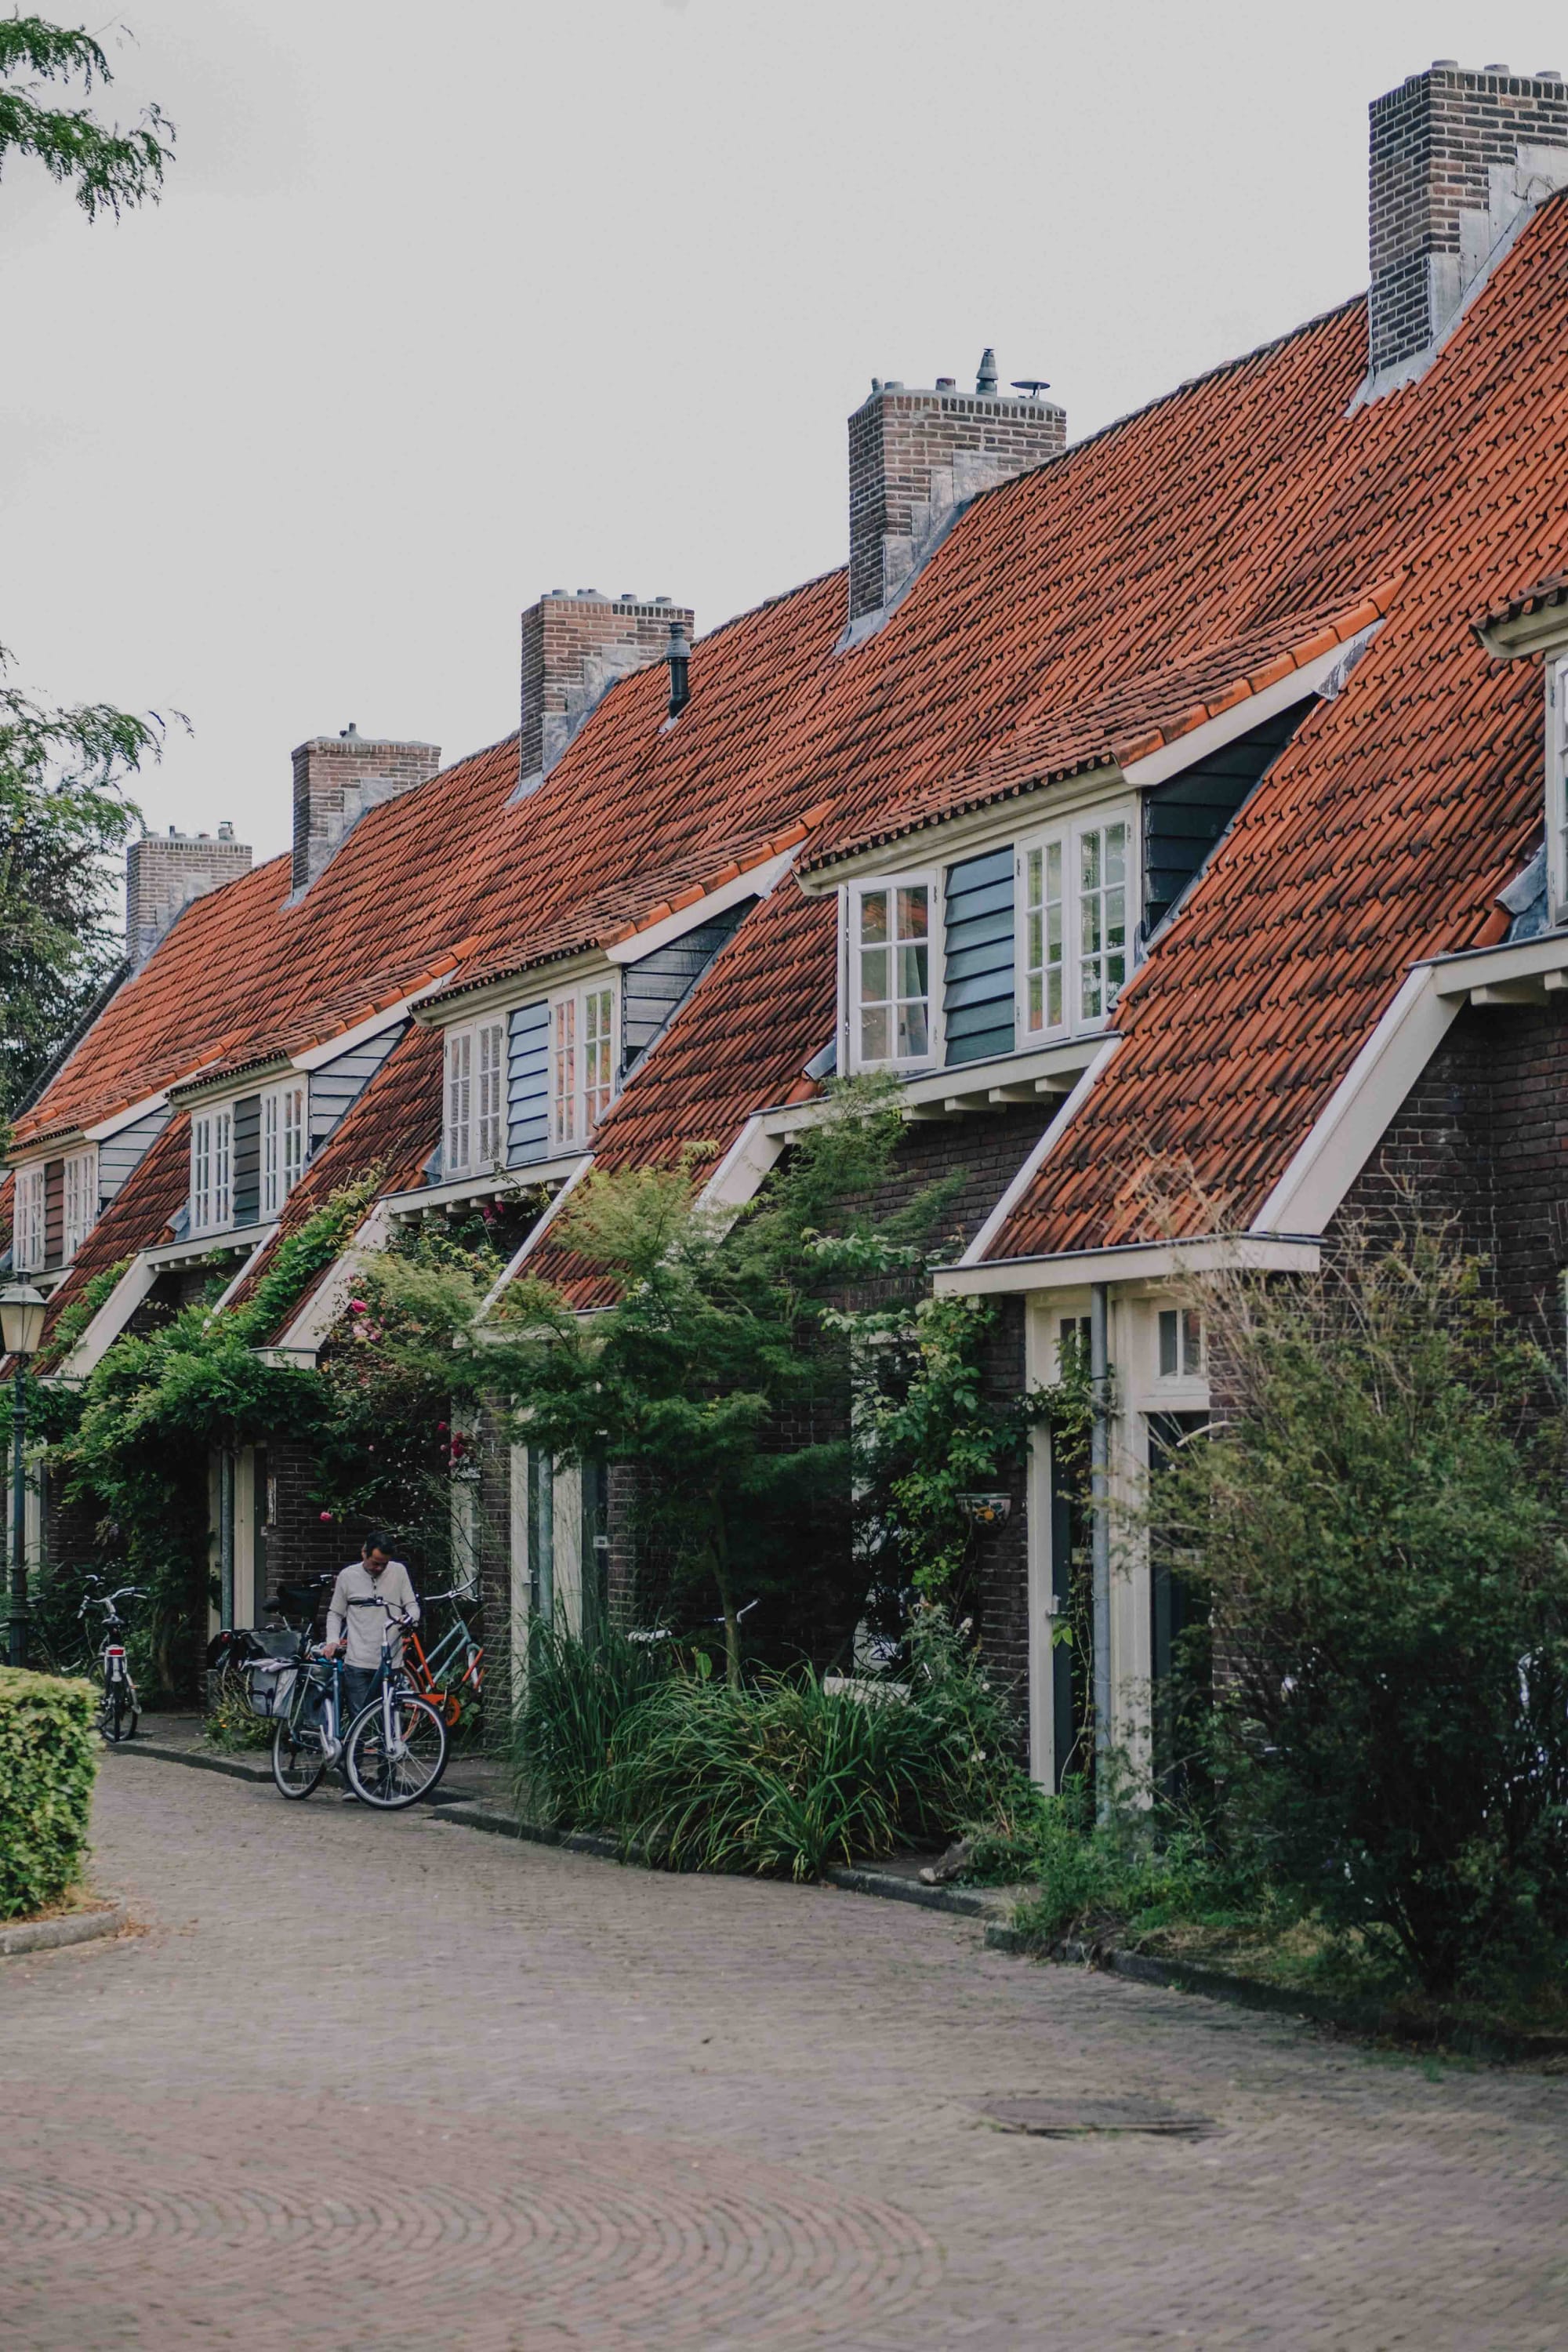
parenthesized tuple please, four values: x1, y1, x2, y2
(9, 61, 1568, 1775)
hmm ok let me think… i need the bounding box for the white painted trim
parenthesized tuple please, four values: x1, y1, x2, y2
(936, 1234, 1320, 1298)
(208, 1227, 284, 1315)
(1121, 643, 1353, 787)
(383, 1152, 586, 1224)
(1249, 965, 1457, 1236)
(958, 1037, 1121, 1267)
(83, 1089, 170, 1145)
(142, 1221, 278, 1273)
(1427, 929, 1568, 998)
(696, 1115, 785, 1218)
(267, 1204, 390, 1363)
(477, 1154, 594, 1318)
(54, 1254, 158, 1380)
(291, 1004, 413, 1073)
(604, 851, 795, 964)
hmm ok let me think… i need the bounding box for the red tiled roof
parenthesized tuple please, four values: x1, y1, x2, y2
(524, 882, 837, 1308)
(33, 1112, 193, 1363)
(989, 197, 1568, 1258)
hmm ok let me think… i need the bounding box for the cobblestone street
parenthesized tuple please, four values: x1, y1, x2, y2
(4, 1756, 1566, 2350)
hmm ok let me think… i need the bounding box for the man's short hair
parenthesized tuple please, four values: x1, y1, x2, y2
(361, 1530, 396, 1559)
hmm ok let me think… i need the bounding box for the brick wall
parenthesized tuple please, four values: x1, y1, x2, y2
(1368, 64, 1568, 378)
(519, 593, 695, 789)
(126, 829, 252, 967)
(848, 382, 1065, 626)
(291, 730, 442, 893)
(1335, 996, 1568, 1352)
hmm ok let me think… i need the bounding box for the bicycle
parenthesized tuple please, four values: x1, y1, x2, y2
(401, 1581, 484, 1730)
(78, 1579, 147, 1744)
(269, 1639, 353, 1798)
(339, 1597, 448, 1810)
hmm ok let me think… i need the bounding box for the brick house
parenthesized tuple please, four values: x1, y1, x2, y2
(9, 63, 1568, 1768)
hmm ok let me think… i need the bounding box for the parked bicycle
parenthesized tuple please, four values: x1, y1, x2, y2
(401, 1581, 484, 1729)
(77, 1577, 146, 1744)
(269, 1595, 447, 1809)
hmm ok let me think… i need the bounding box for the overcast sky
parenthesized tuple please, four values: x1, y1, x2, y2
(4, 1, 1566, 871)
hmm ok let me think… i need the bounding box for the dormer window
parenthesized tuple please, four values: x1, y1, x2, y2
(62, 1146, 97, 1261)
(260, 1081, 307, 1218)
(551, 982, 616, 1147)
(13, 1164, 45, 1272)
(191, 1106, 233, 1233)
(851, 878, 932, 1069)
(1018, 807, 1133, 1038)
(445, 1017, 506, 1176)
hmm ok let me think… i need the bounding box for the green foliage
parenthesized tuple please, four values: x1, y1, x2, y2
(978, 1780, 1267, 1946)
(202, 1668, 274, 1753)
(0, 16, 173, 220)
(0, 652, 176, 1119)
(36, 1181, 381, 1700)
(467, 1080, 948, 1681)
(42, 1257, 132, 1367)
(511, 1602, 1024, 1881)
(0, 1665, 97, 1918)
(1150, 1218, 1568, 1998)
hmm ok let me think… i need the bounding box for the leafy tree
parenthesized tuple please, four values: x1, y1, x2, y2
(1151, 1217, 1568, 1998)
(463, 1083, 953, 1684)
(0, 657, 175, 1118)
(0, 16, 173, 218)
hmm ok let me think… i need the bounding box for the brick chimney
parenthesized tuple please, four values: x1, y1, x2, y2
(845, 354, 1066, 646)
(517, 591, 696, 797)
(291, 725, 442, 894)
(125, 822, 252, 968)
(1367, 61, 1568, 394)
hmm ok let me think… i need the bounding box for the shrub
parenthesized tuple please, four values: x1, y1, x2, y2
(511, 1603, 1025, 1878)
(0, 1667, 99, 1918)
(1152, 1217, 1568, 1998)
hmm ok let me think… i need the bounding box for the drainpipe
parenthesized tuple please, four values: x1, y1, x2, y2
(1089, 1283, 1112, 1819)
(219, 1448, 235, 1632)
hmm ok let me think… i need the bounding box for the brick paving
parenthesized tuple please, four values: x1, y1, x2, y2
(3, 1759, 1566, 2350)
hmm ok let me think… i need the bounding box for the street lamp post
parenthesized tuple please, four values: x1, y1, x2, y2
(2, 1283, 48, 1669)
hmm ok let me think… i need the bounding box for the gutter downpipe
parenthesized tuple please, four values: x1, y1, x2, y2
(1090, 1282, 1112, 1820)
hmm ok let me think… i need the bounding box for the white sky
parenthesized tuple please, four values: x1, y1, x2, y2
(3, 1, 1566, 869)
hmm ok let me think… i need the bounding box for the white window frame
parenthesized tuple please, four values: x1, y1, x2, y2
(550, 982, 618, 1149)
(846, 872, 938, 1073)
(261, 1080, 307, 1219)
(1017, 800, 1137, 1043)
(13, 1163, 45, 1272)
(1549, 657, 1568, 921)
(61, 1145, 97, 1262)
(445, 1017, 509, 1175)
(1156, 1305, 1204, 1381)
(191, 1105, 233, 1234)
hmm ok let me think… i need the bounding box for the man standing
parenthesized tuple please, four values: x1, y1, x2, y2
(325, 1531, 420, 1724)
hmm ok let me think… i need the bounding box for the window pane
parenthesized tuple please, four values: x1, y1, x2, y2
(898, 1000, 930, 1058)
(859, 946, 888, 1004)
(1026, 847, 1041, 908)
(1047, 967, 1062, 1026)
(1158, 1309, 1178, 1377)
(860, 1005, 890, 1061)
(896, 884, 928, 940)
(1182, 1309, 1203, 1375)
(1105, 822, 1127, 885)
(1047, 841, 1062, 902)
(1082, 893, 1102, 956)
(897, 942, 927, 1000)
(858, 890, 888, 944)
(1028, 910, 1043, 970)
(1080, 831, 1100, 892)
(1028, 972, 1043, 1029)
(1081, 965, 1102, 1022)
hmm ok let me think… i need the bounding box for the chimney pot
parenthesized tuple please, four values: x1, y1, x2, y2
(575, 588, 601, 599)
(935, 376, 956, 390)
(1483, 62, 1511, 74)
(218, 821, 234, 841)
(666, 619, 691, 720)
(975, 347, 998, 395)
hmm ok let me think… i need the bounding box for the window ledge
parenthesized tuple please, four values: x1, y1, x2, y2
(1428, 927, 1568, 1005)
(762, 1034, 1106, 1138)
(145, 1221, 278, 1274)
(383, 1153, 586, 1225)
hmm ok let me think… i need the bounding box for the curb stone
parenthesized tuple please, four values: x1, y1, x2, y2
(1, 1900, 129, 1956)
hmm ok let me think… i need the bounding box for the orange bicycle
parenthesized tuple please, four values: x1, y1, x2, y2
(403, 1583, 484, 1730)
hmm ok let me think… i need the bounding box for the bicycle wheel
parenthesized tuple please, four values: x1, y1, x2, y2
(271, 1711, 327, 1799)
(99, 1681, 139, 1744)
(344, 1693, 448, 1809)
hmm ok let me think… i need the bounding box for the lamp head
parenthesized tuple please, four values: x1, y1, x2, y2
(0, 1282, 48, 1360)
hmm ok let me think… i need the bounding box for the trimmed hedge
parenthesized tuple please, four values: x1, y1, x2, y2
(0, 1668, 99, 1919)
